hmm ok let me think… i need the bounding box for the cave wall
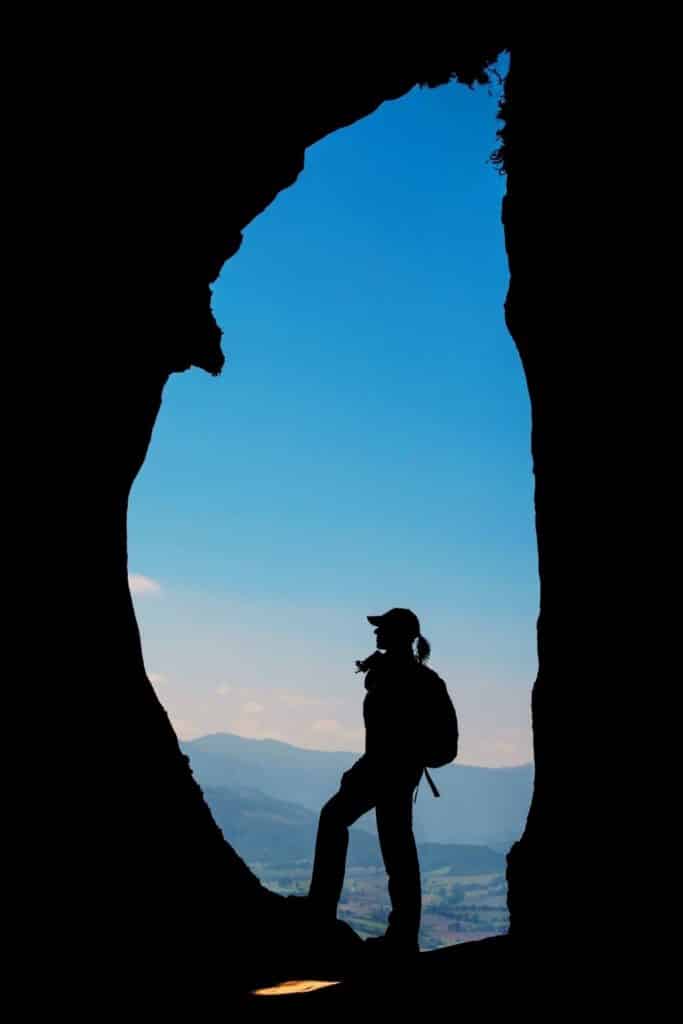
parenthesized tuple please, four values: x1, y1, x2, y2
(500, 50, 629, 948)
(44, 32, 633, 999)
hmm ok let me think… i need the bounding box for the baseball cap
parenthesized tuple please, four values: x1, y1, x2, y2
(367, 608, 420, 640)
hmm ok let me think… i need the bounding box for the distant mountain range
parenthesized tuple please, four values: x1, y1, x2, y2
(202, 783, 506, 874)
(182, 732, 534, 848)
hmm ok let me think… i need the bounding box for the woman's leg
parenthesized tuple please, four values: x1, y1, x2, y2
(375, 784, 422, 948)
(308, 770, 376, 921)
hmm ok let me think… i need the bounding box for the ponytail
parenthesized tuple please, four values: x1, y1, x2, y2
(416, 633, 431, 664)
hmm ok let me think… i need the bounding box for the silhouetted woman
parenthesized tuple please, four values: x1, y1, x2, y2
(307, 607, 433, 956)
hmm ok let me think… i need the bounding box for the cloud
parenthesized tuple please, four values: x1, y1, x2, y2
(310, 719, 365, 748)
(279, 692, 343, 709)
(312, 719, 341, 733)
(171, 717, 204, 740)
(471, 728, 531, 767)
(129, 574, 162, 595)
(216, 685, 232, 697)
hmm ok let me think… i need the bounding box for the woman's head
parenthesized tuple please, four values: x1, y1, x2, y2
(367, 608, 431, 664)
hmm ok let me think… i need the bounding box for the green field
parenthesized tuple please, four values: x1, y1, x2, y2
(259, 862, 509, 950)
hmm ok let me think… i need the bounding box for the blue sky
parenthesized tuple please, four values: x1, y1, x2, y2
(129, 61, 538, 766)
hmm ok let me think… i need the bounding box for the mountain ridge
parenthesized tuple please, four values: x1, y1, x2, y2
(182, 732, 534, 848)
(191, 730, 532, 770)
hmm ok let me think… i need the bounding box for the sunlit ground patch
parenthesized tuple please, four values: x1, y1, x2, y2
(252, 979, 341, 996)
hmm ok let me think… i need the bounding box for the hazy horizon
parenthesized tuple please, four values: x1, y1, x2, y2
(180, 726, 533, 769)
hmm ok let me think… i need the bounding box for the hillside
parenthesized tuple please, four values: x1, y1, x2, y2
(203, 783, 506, 874)
(183, 732, 533, 848)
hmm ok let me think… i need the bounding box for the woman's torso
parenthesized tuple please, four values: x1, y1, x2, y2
(362, 654, 427, 772)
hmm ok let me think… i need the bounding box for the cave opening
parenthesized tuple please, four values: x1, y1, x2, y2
(128, 56, 536, 953)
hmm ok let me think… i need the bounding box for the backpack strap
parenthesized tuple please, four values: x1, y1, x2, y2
(412, 767, 441, 802)
(424, 767, 440, 798)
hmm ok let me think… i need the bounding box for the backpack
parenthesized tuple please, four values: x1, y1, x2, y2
(416, 667, 459, 797)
